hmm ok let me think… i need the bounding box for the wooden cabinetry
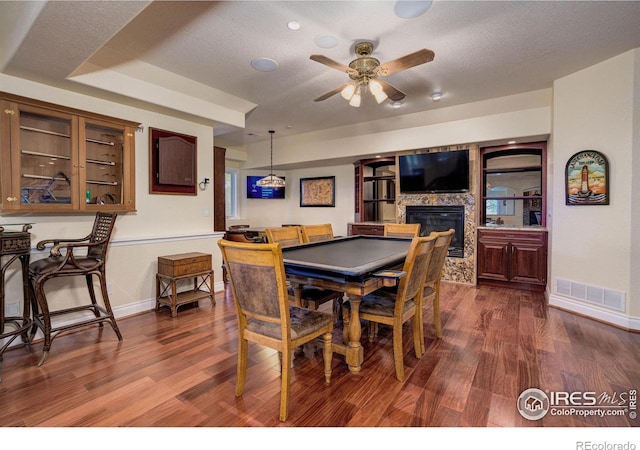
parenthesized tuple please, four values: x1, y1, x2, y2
(156, 252, 214, 317)
(0, 92, 138, 213)
(354, 157, 396, 223)
(348, 223, 384, 236)
(477, 228, 547, 291)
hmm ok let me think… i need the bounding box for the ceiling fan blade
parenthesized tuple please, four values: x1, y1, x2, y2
(310, 54, 358, 76)
(375, 49, 435, 76)
(313, 83, 350, 102)
(377, 80, 406, 102)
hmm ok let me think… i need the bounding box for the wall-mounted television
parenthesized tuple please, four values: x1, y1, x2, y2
(246, 175, 285, 199)
(398, 150, 470, 193)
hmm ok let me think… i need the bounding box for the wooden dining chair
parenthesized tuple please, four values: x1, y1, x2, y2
(265, 226, 343, 314)
(217, 239, 334, 422)
(300, 223, 334, 243)
(420, 228, 455, 346)
(342, 234, 437, 381)
(384, 223, 421, 238)
(28, 212, 122, 366)
(265, 226, 304, 248)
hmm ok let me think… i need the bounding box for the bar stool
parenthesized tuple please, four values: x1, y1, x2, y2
(28, 212, 122, 366)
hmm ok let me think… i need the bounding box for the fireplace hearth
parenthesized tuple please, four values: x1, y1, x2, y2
(406, 205, 465, 257)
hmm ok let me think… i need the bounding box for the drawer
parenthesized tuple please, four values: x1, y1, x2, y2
(158, 252, 212, 277)
(478, 229, 546, 243)
(349, 224, 384, 236)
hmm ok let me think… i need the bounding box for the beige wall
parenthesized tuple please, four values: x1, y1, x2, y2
(548, 49, 639, 328)
(235, 165, 354, 237)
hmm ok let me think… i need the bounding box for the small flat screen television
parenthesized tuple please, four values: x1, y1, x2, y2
(398, 150, 470, 193)
(246, 175, 285, 199)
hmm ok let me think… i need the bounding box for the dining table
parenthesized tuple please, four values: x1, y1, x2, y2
(281, 234, 413, 373)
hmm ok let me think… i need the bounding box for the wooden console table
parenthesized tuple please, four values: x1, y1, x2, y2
(155, 252, 214, 317)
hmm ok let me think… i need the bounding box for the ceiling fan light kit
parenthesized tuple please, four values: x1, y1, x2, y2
(256, 130, 286, 188)
(311, 41, 434, 107)
(341, 83, 356, 100)
(349, 87, 362, 107)
(369, 80, 388, 103)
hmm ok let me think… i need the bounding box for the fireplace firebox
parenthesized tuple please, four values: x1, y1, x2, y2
(406, 205, 465, 258)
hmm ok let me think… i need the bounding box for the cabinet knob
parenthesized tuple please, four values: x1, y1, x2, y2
(6, 196, 17, 202)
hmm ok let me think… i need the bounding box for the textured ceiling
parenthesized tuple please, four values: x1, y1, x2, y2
(2, 1, 640, 148)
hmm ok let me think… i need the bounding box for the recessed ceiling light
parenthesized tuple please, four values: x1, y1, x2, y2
(315, 34, 338, 49)
(391, 101, 404, 109)
(250, 58, 278, 72)
(287, 21, 301, 31)
(431, 92, 443, 102)
(394, 0, 432, 19)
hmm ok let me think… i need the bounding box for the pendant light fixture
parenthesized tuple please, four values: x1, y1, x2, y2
(256, 130, 286, 188)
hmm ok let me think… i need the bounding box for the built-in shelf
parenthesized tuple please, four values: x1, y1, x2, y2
(87, 180, 118, 186)
(86, 159, 116, 166)
(22, 150, 70, 160)
(86, 138, 115, 146)
(20, 125, 70, 139)
(354, 157, 396, 223)
(22, 173, 68, 181)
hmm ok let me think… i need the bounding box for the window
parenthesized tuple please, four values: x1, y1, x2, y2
(225, 169, 239, 219)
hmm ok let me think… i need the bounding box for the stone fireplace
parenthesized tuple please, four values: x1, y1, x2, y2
(397, 194, 476, 284)
(406, 205, 465, 258)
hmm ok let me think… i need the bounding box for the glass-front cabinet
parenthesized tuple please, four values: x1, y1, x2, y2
(480, 142, 547, 228)
(1, 93, 138, 213)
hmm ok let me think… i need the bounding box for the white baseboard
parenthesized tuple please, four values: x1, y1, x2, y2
(2, 282, 227, 351)
(548, 293, 640, 331)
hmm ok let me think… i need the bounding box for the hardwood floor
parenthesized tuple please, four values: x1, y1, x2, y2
(1, 282, 639, 428)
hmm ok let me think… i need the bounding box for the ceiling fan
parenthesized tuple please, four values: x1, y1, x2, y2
(310, 41, 434, 107)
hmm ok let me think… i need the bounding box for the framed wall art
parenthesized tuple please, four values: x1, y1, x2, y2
(300, 176, 335, 207)
(565, 150, 609, 205)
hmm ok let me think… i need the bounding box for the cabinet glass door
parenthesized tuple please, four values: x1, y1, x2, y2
(19, 109, 74, 206)
(2, 93, 137, 213)
(481, 147, 545, 227)
(83, 121, 125, 207)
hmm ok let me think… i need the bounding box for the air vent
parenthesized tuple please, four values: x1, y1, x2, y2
(555, 278, 625, 312)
